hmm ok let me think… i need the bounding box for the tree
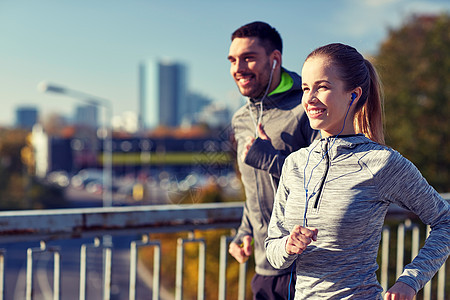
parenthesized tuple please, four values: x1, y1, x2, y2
(0, 127, 67, 209)
(375, 13, 450, 192)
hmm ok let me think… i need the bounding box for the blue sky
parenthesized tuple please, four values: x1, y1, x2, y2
(0, 0, 449, 127)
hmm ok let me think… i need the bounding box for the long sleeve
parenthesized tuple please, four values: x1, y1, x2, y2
(244, 138, 285, 179)
(377, 151, 450, 292)
(265, 158, 298, 269)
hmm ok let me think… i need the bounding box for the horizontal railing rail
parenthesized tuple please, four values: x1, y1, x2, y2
(0, 203, 243, 243)
(0, 195, 448, 300)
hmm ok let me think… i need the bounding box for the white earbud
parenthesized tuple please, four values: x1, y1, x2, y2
(272, 59, 277, 69)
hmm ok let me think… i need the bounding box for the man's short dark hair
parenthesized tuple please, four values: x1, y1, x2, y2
(231, 21, 283, 55)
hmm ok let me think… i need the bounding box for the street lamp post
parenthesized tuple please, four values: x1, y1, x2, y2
(38, 81, 115, 299)
(37, 81, 113, 207)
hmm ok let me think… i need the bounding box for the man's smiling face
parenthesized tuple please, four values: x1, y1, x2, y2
(228, 37, 272, 99)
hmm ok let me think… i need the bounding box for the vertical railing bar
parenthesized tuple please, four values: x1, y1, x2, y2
(437, 261, 446, 300)
(411, 225, 420, 260)
(26, 241, 46, 300)
(381, 227, 390, 294)
(102, 235, 113, 300)
(79, 244, 87, 300)
(129, 235, 161, 300)
(79, 237, 101, 300)
(423, 278, 432, 299)
(175, 237, 184, 300)
(103, 246, 112, 300)
(26, 247, 33, 300)
(238, 260, 247, 300)
(197, 240, 206, 300)
(153, 241, 161, 300)
(396, 223, 405, 279)
(52, 249, 61, 300)
(411, 224, 421, 298)
(129, 240, 138, 300)
(175, 232, 206, 300)
(423, 225, 432, 300)
(0, 249, 5, 300)
(218, 236, 231, 300)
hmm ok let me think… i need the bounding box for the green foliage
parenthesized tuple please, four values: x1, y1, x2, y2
(375, 13, 450, 192)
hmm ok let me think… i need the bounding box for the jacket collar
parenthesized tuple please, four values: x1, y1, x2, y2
(310, 134, 374, 156)
(248, 68, 301, 107)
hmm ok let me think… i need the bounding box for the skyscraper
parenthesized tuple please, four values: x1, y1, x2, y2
(139, 59, 188, 130)
(15, 106, 38, 129)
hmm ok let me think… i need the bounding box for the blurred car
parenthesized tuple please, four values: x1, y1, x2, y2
(71, 169, 104, 190)
(46, 171, 70, 188)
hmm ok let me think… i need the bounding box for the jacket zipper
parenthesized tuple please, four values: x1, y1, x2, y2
(314, 140, 330, 208)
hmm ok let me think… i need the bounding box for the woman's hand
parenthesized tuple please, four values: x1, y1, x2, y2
(286, 225, 318, 255)
(384, 282, 415, 300)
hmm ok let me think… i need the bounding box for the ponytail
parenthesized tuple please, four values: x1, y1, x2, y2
(354, 60, 385, 144)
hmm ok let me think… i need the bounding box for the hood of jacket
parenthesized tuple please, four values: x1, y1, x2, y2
(247, 68, 302, 110)
(309, 134, 377, 159)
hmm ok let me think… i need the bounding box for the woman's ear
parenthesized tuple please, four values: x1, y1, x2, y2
(350, 93, 357, 106)
(349, 87, 362, 106)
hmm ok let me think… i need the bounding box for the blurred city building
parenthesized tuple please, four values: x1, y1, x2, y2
(15, 106, 38, 129)
(196, 102, 231, 129)
(139, 59, 188, 129)
(16, 58, 235, 195)
(74, 104, 98, 128)
(30, 124, 234, 180)
(187, 92, 211, 118)
(138, 59, 232, 131)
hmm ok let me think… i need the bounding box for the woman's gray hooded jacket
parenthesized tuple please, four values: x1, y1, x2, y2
(265, 135, 450, 299)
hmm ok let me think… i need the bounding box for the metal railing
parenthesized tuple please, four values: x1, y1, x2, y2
(0, 203, 245, 300)
(0, 198, 448, 300)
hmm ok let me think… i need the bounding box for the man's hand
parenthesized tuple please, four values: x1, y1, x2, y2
(229, 235, 253, 263)
(241, 123, 271, 162)
(384, 282, 415, 300)
(286, 225, 318, 255)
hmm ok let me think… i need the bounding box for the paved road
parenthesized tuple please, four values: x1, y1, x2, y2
(3, 236, 160, 300)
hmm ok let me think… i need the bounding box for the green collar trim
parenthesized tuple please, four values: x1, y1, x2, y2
(269, 70, 294, 96)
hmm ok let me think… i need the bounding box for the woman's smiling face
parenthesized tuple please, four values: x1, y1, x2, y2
(301, 55, 356, 137)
